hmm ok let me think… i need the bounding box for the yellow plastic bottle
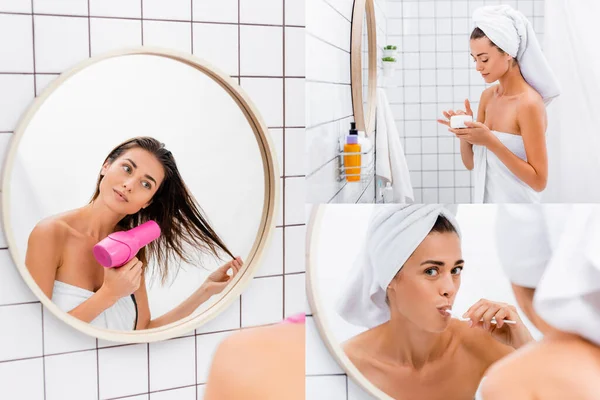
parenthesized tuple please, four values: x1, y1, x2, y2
(344, 122, 361, 182)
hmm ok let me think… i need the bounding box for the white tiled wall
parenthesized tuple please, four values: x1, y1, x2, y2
(386, 0, 545, 203)
(0, 1, 305, 399)
(306, 0, 387, 204)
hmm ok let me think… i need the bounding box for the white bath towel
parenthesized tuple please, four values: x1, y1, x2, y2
(473, 5, 561, 104)
(336, 204, 460, 329)
(375, 88, 414, 203)
(495, 205, 600, 346)
(52, 280, 137, 331)
(472, 130, 540, 203)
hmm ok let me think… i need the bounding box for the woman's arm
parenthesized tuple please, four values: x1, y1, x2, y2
(136, 257, 243, 330)
(486, 98, 548, 192)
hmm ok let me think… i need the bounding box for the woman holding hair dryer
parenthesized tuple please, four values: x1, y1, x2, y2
(25, 136, 243, 331)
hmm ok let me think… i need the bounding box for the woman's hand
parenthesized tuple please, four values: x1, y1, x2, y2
(449, 120, 497, 147)
(463, 298, 534, 349)
(204, 257, 243, 296)
(100, 257, 143, 301)
(437, 99, 474, 127)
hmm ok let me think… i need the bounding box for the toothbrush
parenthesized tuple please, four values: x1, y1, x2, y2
(444, 309, 516, 325)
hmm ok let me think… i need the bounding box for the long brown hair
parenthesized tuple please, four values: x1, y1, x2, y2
(91, 136, 234, 284)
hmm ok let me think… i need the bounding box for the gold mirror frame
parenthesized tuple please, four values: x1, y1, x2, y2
(1, 47, 279, 343)
(306, 205, 393, 400)
(351, 0, 378, 137)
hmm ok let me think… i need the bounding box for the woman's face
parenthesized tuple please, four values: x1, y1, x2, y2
(388, 231, 463, 333)
(470, 38, 513, 84)
(99, 147, 165, 215)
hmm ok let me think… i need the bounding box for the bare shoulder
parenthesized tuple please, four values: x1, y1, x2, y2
(518, 87, 545, 115)
(342, 330, 374, 370)
(453, 320, 513, 366)
(204, 323, 304, 400)
(480, 85, 498, 104)
(28, 216, 70, 246)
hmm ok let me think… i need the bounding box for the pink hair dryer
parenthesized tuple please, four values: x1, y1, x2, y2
(93, 220, 161, 268)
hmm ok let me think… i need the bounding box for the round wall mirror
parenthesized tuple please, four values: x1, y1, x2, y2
(2, 47, 279, 343)
(307, 204, 542, 399)
(351, 0, 377, 136)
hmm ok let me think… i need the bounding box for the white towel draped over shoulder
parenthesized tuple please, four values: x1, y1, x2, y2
(495, 205, 600, 346)
(52, 280, 137, 331)
(472, 5, 561, 104)
(336, 204, 460, 329)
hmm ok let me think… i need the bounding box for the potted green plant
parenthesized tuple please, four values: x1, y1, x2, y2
(383, 44, 397, 58)
(382, 56, 396, 77)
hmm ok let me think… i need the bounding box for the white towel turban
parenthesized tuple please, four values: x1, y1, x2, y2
(336, 204, 461, 329)
(495, 205, 600, 346)
(472, 5, 561, 104)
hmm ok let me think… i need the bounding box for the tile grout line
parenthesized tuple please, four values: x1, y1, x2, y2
(282, 0, 286, 321)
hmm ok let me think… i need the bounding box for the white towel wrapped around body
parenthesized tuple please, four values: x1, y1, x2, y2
(336, 204, 460, 329)
(52, 280, 137, 331)
(495, 205, 600, 346)
(472, 5, 561, 104)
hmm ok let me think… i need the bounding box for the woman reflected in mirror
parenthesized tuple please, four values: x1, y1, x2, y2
(25, 136, 243, 331)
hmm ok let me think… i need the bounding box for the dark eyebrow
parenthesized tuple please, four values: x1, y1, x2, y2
(420, 259, 465, 266)
(125, 158, 157, 184)
(470, 52, 488, 57)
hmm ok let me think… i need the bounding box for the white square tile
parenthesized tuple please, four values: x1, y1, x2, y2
(439, 170, 454, 187)
(286, 128, 306, 176)
(285, 27, 304, 76)
(404, 70, 419, 86)
(456, 187, 472, 203)
(437, 69, 452, 85)
(421, 86, 437, 103)
(305, 317, 344, 375)
(285, 0, 305, 26)
(470, 86, 486, 102)
(120, 396, 148, 400)
(435, 1, 452, 17)
(35, 74, 59, 96)
(285, 78, 304, 127)
(43, 307, 96, 355)
(150, 386, 196, 400)
(455, 153, 466, 169)
(387, 19, 403, 36)
(403, 52, 419, 69)
(0, 358, 44, 399)
(455, 170, 471, 187)
(419, 1, 435, 18)
(403, 19, 419, 36)
(423, 154, 438, 170)
(469, 1, 486, 15)
(149, 336, 195, 391)
(0, 250, 38, 305)
(406, 154, 421, 171)
(453, 17, 470, 35)
(452, 1, 469, 17)
(423, 188, 438, 202)
(438, 86, 453, 102)
(241, 276, 283, 327)
(409, 170, 421, 187)
(0, 0, 30, 12)
(420, 53, 436, 69)
(256, 227, 283, 277)
(437, 34, 452, 51)
(534, 1, 544, 16)
(277, 177, 284, 225)
(306, 376, 347, 400)
(436, 18, 452, 35)
(402, 1, 419, 18)
(438, 137, 454, 153)
(420, 69, 436, 86)
(402, 35, 419, 52)
(419, 18, 435, 35)
(0, 14, 34, 73)
(194, 292, 240, 333)
(90, 0, 141, 18)
(33, 15, 89, 73)
(143, 0, 191, 20)
(193, 23, 238, 76)
(143, 21, 191, 54)
(405, 137, 421, 154)
(241, 78, 283, 127)
(285, 225, 305, 273)
(240, 25, 283, 76)
(348, 377, 375, 400)
(98, 344, 148, 399)
(439, 188, 455, 203)
(0, 303, 42, 362)
(34, 0, 87, 15)
(269, 128, 284, 176)
(196, 331, 233, 384)
(240, 0, 283, 25)
(405, 121, 421, 136)
(422, 137, 437, 154)
(422, 171, 438, 187)
(284, 177, 305, 225)
(404, 86, 419, 103)
(90, 18, 142, 56)
(405, 104, 420, 120)
(453, 69, 469, 85)
(413, 188, 423, 202)
(453, 34, 469, 52)
(45, 351, 97, 400)
(193, 0, 237, 23)
(419, 36, 436, 52)
(387, 3, 403, 17)
(453, 52, 469, 69)
(421, 105, 438, 121)
(197, 385, 205, 399)
(284, 273, 306, 317)
(439, 154, 455, 171)
(436, 52, 452, 69)
(454, 85, 470, 103)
